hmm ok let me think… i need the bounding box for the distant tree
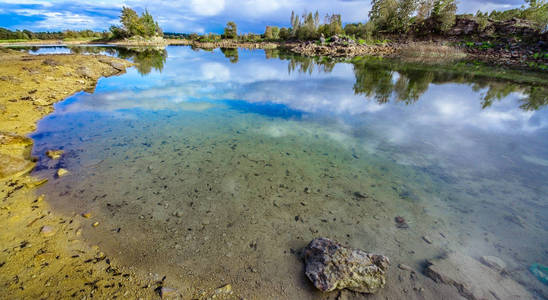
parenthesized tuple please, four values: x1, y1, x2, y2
(521, 0, 548, 30)
(110, 7, 162, 39)
(416, 0, 434, 20)
(141, 9, 162, 37)
(264, 26, 280, 40)
(369, 0, 399, 32)
(431, 0, 457, 32)
(318, 14, 344, 37)
(279, 27, 291, 40)
(369, 0, 419, 33)
(120, 7, 143, 36)
(223, 21, 238, 39)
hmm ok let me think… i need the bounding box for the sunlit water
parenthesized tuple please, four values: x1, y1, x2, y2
(28, 45, 548, 298)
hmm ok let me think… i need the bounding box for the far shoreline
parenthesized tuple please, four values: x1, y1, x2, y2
(2, 37, 547, 72)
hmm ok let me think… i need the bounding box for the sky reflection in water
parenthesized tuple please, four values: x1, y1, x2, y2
(29, 45, 548, 298)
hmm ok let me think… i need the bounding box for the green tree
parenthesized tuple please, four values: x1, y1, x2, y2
(521, 0, 548, 30)
(141, 9, 161, 37)
(264, 26, 280, 40)
(369, 0, 403, 32)
(279, 27, 290, 40)
(120, 7, 143, 36)
(431, 0, 457, 32)
(223, 21, 238, 39)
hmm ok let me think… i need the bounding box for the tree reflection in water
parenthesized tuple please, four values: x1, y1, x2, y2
(275, 52, 547, 111)
(67, 45, 167, 75)
(220, 48, 239, 63)
(49, 45, 548, 110)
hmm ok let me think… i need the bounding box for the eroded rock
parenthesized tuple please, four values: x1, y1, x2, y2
(303, 237, 389, 293)
(425, 252, 530, 300)
(480, 255, 506, 273)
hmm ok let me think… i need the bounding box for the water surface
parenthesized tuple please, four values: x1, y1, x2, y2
(29, 46, 548, 298)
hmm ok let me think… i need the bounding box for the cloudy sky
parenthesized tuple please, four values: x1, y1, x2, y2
(0, 0, 523, 33)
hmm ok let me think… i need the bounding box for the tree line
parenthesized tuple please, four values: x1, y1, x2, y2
(0, 28, 107, 41)
(0, 7, 163, 41)
(203, 0, 546, 42)
(2, 2, 546, 42)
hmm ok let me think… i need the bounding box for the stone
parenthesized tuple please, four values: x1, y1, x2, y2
(398, 264, 414, 272)
(395, 216, 409, 229)
(56, 168, 69, 177)
(45, 149, 63, 159)
(425, 252, 531, 300)
(40, 225, 56, 237)
(109, 61, 126, 72)
(303, 237, 389, 293)
(160, 287, 177, 298)
(77, 66, 94, 78)
(92, 221, 99, 227)
(81, 211, 92, 218)
(422, 235, 433, 244)
(214, 284, 232, 295)
(480, 256, 506, 272)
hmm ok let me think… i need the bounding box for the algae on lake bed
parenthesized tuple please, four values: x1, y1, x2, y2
(20, 45, 548, 299)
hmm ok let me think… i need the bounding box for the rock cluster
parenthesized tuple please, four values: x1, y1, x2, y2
(303, 237, 389, 293)
(289, 41, 398, 58)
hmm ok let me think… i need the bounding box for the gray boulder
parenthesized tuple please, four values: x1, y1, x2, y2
(303, 237, 389, 293)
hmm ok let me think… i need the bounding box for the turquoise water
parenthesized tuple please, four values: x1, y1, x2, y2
(29, 46, 548, 298)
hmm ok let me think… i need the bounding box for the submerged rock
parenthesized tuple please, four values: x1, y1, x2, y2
(303, 237, 389, 293)
(45, 149, 63, 160)
(56, 168, 69, 177)
(480, 256, 506, 273)
(425, 252, 531, 300)
(159, 287, 177, 298)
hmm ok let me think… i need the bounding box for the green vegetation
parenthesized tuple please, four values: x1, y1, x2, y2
(171, 0, 545, 46)
(265, 50, 547, 109)
(476, 0, 548, 30)
(223, 22, 238, 39)
(109, 7, 162, 39)
(0, 28, 107, 41)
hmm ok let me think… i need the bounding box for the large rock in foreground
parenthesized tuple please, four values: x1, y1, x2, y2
(303, 237, 389, 293)
(425, 252, 531, 300)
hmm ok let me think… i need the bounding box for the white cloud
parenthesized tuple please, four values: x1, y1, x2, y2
(190, 0, 226, 16)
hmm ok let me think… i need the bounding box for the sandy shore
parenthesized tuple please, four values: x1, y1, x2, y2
(0, 49, 162, 299)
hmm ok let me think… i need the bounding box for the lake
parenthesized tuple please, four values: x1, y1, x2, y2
(26, 45, 548, 298)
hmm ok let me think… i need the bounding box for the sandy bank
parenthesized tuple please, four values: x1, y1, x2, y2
(0, 49, 161, 299)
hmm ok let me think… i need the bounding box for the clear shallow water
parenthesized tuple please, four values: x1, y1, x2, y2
(29, 46, 548, 298)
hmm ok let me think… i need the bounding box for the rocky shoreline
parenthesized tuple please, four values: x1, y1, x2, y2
(3, 35, 546, 70)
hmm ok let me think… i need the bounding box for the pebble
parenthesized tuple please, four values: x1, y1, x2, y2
(398, 264, 414, 272)
(40, 225, 56, 237)
(92, 221, 99, 227)
(56, 168, 69, 177)
(45, 149, 64, 160)
(214, 284, 232, 295)
(395, 216, 409, 229)
(160, 287, 177, 298)
(422, 236, 433, 244)
(81, 211, 92, 218)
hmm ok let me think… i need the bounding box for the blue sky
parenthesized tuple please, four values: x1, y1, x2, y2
(0, 0, 524, 33)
